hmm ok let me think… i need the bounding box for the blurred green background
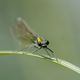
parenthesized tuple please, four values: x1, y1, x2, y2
(0, 0, 80, 80)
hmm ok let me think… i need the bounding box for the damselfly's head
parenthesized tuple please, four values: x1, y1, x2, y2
(37, 37, 49, 48)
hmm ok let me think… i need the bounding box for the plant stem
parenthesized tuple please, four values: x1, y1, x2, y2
(0, 51, 80, 74)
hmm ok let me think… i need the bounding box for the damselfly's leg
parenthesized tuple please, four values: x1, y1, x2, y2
(45, 47, 55, 57)
(20, 44, 34, 51)
(16, 44, 34, 54)
(44, 48, 52, 57)
(44, 47, 58, 61)
(32, 43, 41, 53)
(32, 47, 41, 53)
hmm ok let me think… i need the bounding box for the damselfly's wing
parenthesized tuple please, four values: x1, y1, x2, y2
(13, 18, 38, 48)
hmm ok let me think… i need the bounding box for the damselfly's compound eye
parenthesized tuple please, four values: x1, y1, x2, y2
(46, 40, 49, 45)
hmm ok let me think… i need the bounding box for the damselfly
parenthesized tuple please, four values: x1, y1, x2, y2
(12, 18, 55, 58)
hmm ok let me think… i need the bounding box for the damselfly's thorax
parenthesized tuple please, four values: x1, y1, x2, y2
(36, 37, 49, 48)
